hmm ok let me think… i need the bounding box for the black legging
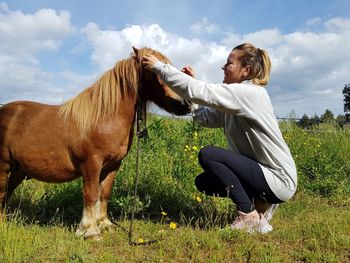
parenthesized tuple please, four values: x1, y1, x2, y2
(195, 145, 282, 213)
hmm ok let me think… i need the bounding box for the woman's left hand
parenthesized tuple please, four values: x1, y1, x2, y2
(181, 65, 195, 78)
(142, 55, 159, 70)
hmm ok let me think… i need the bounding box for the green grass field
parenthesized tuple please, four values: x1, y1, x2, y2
(1, 115, 349, 263)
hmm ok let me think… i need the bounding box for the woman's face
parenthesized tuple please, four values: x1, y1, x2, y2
(222, 50, 249, 84)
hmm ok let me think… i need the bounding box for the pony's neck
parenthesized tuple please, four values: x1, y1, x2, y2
(59, 58, 140, 134)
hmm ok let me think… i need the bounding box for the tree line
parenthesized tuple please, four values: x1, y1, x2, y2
(296, 109, 349, 129)
(297, 84, 350, 129)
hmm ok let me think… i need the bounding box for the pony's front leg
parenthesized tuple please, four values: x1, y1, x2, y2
(76, 158, 102, 239)
(97, 169, 118, 230)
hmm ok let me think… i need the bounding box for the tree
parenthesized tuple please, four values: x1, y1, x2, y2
(336, 114, 346, 128)
(343, 84, 350, 122)
(310, 114, 320, 124)
(343, 84, 350, 113)
(298, 114, 311, 129)
(320, 109, 334, 123)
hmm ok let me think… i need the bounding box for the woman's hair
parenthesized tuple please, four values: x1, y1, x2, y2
(233, 43, 271, 86)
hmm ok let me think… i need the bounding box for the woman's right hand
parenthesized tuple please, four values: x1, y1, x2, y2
(142, 55, 159, 70)
(181, 65, 195, 78)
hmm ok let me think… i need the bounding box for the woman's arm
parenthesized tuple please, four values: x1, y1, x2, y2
(193, 106, 224, 128)
(142, 55, 256, 118)
(181, 65, 224, 128)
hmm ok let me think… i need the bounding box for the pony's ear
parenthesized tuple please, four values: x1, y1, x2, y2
(132, 46, 139, 55)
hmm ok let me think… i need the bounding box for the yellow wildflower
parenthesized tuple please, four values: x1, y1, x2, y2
(169, 222, 177, 230)
(138, 238, 144, 243)
(195, 196, 202, 203)
(161, 211, 167, 216)
(192, 146, 198, 151)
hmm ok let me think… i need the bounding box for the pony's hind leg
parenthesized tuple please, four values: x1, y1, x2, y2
(1, 173, 26, 218)
(0, 160, 10, 215)
(6, 169, 26, 202)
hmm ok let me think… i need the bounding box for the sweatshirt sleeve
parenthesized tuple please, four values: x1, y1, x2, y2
(192, 106, 224, 128)
(152, 61, 258, 118)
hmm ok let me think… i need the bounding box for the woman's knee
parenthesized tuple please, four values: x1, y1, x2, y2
(198, 145, 216, 166)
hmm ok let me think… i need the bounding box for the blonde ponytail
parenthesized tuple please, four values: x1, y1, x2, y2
(254, 48, 271, 86)
(233, 43, 272, 86)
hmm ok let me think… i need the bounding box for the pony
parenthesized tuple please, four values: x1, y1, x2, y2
(0, 47, 191, 239)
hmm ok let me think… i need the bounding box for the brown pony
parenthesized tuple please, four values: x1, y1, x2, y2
(0, 47, 191, 239)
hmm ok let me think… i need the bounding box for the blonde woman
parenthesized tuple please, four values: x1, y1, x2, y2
(142, 43, 297, 233)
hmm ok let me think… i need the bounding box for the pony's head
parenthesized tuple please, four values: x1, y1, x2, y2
(132, 47, 191, 116)
(59, 47, 191, 134)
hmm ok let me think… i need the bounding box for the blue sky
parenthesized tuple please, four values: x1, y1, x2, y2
(1, 0, 350, 117)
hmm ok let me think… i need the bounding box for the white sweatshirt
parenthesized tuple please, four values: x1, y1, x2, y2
(152, 62, 297, 201)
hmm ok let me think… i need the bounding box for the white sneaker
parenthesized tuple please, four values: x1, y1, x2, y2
(257, 214, 273, 234)
(256, 204, 279, 234)
(264, 204, 279, 222)
(230, 210, 260, 233)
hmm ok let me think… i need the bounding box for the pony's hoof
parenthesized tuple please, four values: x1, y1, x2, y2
(75, 226, 101, 240)
(98, 218, 114, 230)
(85, 233, 103, 241)
(75, 228, 85, 237)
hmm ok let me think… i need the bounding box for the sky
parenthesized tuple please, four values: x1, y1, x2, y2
(0, 0, 350, 118)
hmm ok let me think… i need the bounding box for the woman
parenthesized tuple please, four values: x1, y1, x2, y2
(142, 43, 297, 233)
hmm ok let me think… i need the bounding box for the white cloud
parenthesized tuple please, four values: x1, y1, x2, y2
(324, 17, 350, 33)
(267, 19, 350, 116)
(0, 5, 75, 55)
(82, 23, 172, 70)
(241, 29, 283, 48)
(190, 17, 221, 34)
(82, 22, 228, 84)
(0, 4, 80, 104)
(221, 32, 241, 47)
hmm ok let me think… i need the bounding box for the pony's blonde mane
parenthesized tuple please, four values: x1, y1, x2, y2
(59, 47, 169, 134)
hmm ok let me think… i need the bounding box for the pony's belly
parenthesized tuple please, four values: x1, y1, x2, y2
(21, 166, 81, 183)
(25, 168, 81, 183)
(15, 152, 80, 183)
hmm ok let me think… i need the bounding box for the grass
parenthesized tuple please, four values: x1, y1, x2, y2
(1, 115, 350, 262)
(1, 192, 349, 262)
